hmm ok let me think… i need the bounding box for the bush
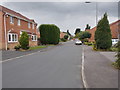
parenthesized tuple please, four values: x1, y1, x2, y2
(19, 32, 29, 50)
(93, 42, 97, 51)
(61, 38, 67, 42)
(64, 35, 69, 40)
(39, 24, 60, 45)
(114, 41, 120, 69)
(14, 45, 21, 51)
(95, 13, 112, 50)
(87, 42, 93, 46)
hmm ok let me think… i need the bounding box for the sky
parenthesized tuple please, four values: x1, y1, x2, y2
(1, 0, 119, 35)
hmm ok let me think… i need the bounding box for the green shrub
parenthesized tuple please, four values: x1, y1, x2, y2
(64, 35, 69, 40)
(87, 42, 93, 46)
(61, 38, 67, 42)
(93, 42, 97, 51)
(39, 24, 60, 45)
(19, 32, 29, 50)
(14, 45, 21, 51)
(114, 41, 120, 69)
(83, 39, 88, 42)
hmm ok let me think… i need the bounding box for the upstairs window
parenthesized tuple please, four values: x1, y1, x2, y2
(18, 19, 21, 26)
(32, 23, 34, 29)
(28, 22, 31, 28)
(10, 16, 14, 24)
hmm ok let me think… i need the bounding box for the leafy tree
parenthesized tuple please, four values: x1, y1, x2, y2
(95, 13, 112, 50)
(79, 31, 91, 39)
(74, 28, 81, 35)
(19, 32, 29, 50)
(39, 24, 60, 45)
(82, 31, 91, 38)
(64, 35, 69, 40)
(85, 24, 91, 30)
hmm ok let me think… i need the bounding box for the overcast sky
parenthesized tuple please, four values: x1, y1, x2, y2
(1, 1, 119, 35)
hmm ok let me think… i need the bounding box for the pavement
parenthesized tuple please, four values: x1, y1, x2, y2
(2, 41, 83, 88)
(2, 45, 56, 61)
(84, 45, 118, 88)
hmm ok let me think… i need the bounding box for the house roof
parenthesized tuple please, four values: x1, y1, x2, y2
(0, 5, 37, 24)
(86, 20, 120, 41)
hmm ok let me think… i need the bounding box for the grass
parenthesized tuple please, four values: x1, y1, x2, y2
(109, 47, 118, 52)
(29, 45, 47, 50)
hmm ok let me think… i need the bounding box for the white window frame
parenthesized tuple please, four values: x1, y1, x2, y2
(28, 22, 31, 28)
(8, 33, 18, 43)
(18, 19, 21, 26)
(32, 23, 34, 29)
(31, 35, 37, 41)
(10, 16, 14, 24)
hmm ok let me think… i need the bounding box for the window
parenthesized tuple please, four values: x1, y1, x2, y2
(10, 16, 14, 24)
(18, 19, 21, 26)
(32, 23, 35, 29)
(8, 33, 18, 42)
(31, 35, 37, 41)
(115, 39, 118, 42)
(28, 22, 31, 28)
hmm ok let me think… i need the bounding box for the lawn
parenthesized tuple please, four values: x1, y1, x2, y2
(29, 45, 47, 50)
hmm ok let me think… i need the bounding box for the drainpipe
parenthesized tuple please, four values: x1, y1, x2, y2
(4, 13, 7, 50)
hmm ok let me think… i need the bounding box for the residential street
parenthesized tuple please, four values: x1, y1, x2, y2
(2, 41, 83, 88)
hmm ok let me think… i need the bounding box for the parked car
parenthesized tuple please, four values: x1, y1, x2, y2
(112, 39, 118, 46)
(75, 40, 82, 45)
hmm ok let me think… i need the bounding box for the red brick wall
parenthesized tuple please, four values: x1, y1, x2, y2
(0, 11, 3, 50)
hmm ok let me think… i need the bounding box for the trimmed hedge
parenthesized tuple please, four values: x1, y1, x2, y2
(39, 24, 60, 45)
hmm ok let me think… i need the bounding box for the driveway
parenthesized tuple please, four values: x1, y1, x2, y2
(2, 41, 83, 88)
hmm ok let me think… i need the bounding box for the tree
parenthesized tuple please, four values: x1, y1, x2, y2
(79, 31, 91, 39)
(39, 24, 60, 45)
(85, 24, 91, 30)
(64, 35, 69, 40)
(74, 28, 81, 35)
(19, 32, 29, 50)
(95, 13, 112, 50)
(67, 30, 71, 36)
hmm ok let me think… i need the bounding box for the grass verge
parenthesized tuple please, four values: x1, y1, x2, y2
(29, 45, 47, 50)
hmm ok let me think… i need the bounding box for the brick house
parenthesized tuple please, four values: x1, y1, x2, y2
(86, 20, 120, 43)
(0, 5, 38, 50)
(60, 32, 67, 39)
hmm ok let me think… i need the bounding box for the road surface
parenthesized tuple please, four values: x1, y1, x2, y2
(2, 41, 83, 88)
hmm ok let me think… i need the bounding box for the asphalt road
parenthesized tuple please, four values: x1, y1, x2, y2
(2, 41, 83, 88)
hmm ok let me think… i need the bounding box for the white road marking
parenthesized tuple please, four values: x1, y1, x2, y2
(1, 51, 39, 63)
(81, 46, 89, 89)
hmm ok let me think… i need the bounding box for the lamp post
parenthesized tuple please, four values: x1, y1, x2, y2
(85, 1, 98, 26)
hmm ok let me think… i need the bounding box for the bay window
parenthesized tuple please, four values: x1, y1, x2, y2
(32, 35, 37, 41)
(8, 33, 18, 42)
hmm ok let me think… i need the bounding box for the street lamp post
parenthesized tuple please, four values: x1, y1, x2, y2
(85, 1, 98, 26)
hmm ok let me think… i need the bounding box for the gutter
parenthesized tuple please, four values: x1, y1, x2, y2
(3, 13, 7, 50)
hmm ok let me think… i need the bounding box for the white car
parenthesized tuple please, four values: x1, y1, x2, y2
(112, 39, 118, 46)
(75, 40, 82, 45)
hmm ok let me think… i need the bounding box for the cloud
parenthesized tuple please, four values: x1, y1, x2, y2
(2, 2, 119, 35)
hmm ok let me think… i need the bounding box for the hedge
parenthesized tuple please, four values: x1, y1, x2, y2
(39, 24, 60, 45)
